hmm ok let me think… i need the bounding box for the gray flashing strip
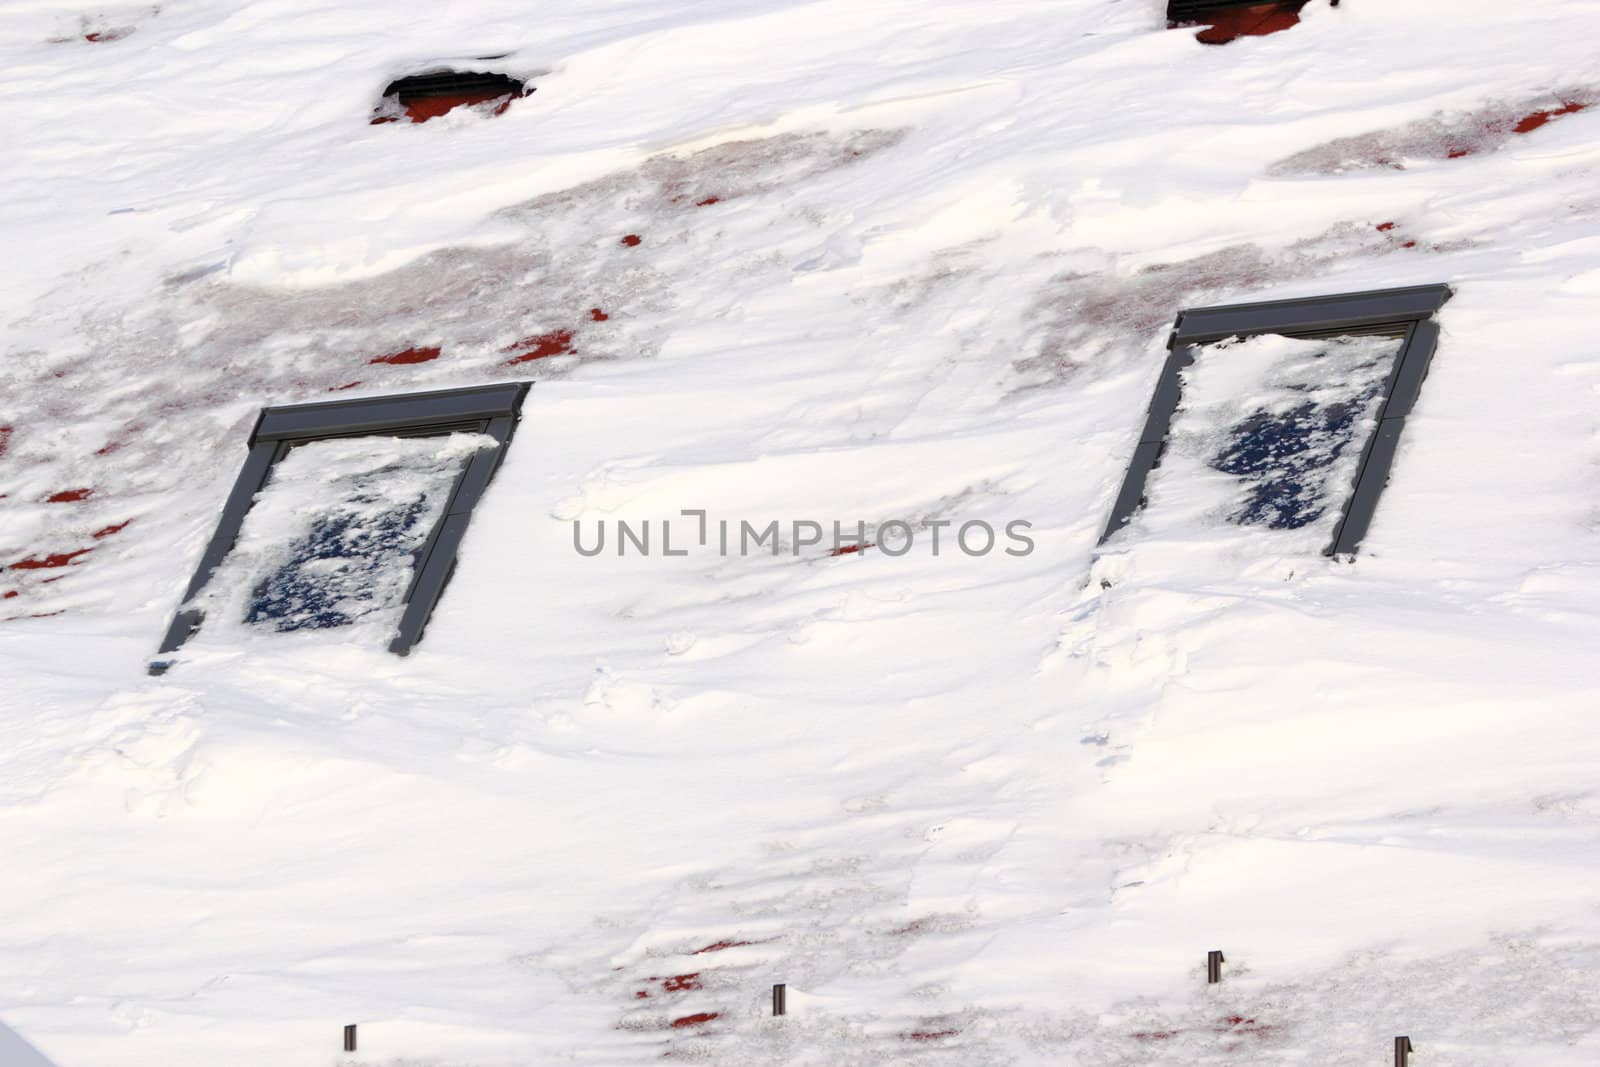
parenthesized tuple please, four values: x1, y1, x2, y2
(1101, 284, 1451, 554)
(251, 382, 527, 444)
(1168, 0, 1284, 18)
(152, 382, 530, 674)
(1167, 0, 1324, 21)
(1172, 284, 1452, 346)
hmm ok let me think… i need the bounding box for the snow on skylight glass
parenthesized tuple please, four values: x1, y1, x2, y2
(192, 432, 493, 642)
(1142, 332, 1404, 547)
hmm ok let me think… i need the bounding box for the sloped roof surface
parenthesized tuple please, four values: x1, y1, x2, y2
(3, 1, 1600, 1064)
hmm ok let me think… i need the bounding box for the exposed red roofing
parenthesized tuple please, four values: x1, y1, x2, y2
(369, 346, 441, 366)
(1514, 100, 1588, 134)
(504, 330, 575, 364)
(1186, 1, 1308, 45)
(10, 548, 92, 570)
(691, 938, 757, 954)
(372, 92, 516, 125)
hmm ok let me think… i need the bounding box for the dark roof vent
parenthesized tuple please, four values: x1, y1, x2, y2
(1167, 0, 1333, 45)
(373, 70, 531, 124)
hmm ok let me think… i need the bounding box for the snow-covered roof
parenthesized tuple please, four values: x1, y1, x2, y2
(3, 0, 1600, 1063)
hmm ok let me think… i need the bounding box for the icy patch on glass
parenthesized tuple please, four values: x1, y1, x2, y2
(1147, 333, 1403, 544)
(194, 433, 492, 641)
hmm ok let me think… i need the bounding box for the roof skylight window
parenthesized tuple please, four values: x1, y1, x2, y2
(152, 383, 529, 672)
(1100, 284, 1451, 556)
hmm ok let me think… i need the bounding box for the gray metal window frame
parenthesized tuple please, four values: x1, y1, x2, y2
(152, 382, 530, 672)
(1099, 283, 1452, 556)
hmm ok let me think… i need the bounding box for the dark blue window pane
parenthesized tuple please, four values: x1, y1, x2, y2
(1157, 331, 1404, 539)
(245, 497, 431, 631)
(1213, 395, 1370, 529)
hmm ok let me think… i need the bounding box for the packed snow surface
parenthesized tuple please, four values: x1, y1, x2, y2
(3, 0, 1600, 1065)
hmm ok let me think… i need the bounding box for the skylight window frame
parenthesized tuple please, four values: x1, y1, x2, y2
(1100, 284, 1452, 556)
(153, 382, 530, 671)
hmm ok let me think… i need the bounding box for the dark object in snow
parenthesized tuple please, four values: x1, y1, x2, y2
(1100, 283, 1452, 556)
(1207, 949, 1225, 983)
(372, 70, 530, 124)
(151, 382, 530, 673)
(343, 1024, 357, 1052)
(1395, 1035, 1413, 1066)
(772, 983, 787, 1016)
(1167, 0, 1335, 45)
